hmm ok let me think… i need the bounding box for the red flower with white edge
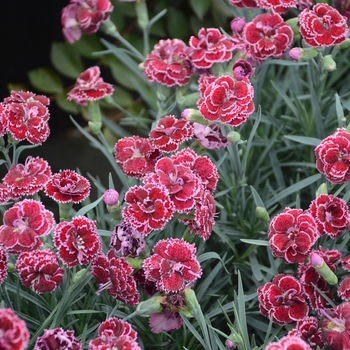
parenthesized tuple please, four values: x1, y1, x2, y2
(0, 183, 10, 204)
(89, 317, 140, 350)
(0, 199, 54, 255)
(143, 238, 202, 293)
(268, 208, 318, 264)
(229, 0, 258, 8)
(33, 328, 81, 350)
(115, 135, 162, 179)
(197, 75, 255, 127)
(3, 156, 51, 199)
(338, 275, 350, 300)
(198, 75, 216, 97)
(309, 194, 349, 238)
(54, 216, 102, 268)
(298, 3, 348, 47)
(256, 0, 297, 14)
(67, 66, 114, 105)
(149, 115, 193, 153)
(45, 169, 91, 203)
(0, 245, 8, 285)
(342, 256, 350, 271)
(243, 13, 294, 62)
(0, 90, 50, 144)
(265, 335, 312, 350)
(0, 104, 7, 136)
(257, 274, 309, 325)
(123, 184, 174, 235)
(91, 250, 139, 305)
(189, 28, 235, 69)
(315, 128, 350, 184)
(0, 308, 30, 350)
(15, 250, 64, 294)
(143, 39, 194, 87)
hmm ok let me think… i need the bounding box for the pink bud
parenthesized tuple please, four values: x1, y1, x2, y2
(289, 47, 303, 61)
(103, 189, 120, 206)
(310, 251, 324, 267)
(230, 17, 246, 35)
(225, 339, 237, 349)
(232, 59, 255, 81)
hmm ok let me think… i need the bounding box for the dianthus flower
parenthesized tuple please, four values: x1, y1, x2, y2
(265, 335, 312, 350)
(256, 0, 297, 14)
(0, 308, 30, 350)
(54, 216, 102, 268)
(33, 328, 81, 350)
(298, 0, 313, 10)
(298, 3, 348, 47)
(148, 115, 193, 153)
(257, 274, 309, 325)
(189, 28, 235, 69)
(122, 184, 174, 235)
(15, 250, 64, 294)
(3, 156, 51, 199)
(67, 66, 114, 105)
(91, 250, 139, 305)
(143, 238, 202, 293)
(232, 59, 255, 81)
(143, 39, 194, 87)
(133, 267, 158, 296)
(315, 128, 350, 184)
(115, 135, 162, 179)
(342, 255, 350, 271)
(268, 208, 318, 264)
(0, 199, 54, 255)
(0, 183, 10, 204)
(62, 0, 114, 43)
(229, 0, 258, 8)
(45, 169, 91, 203)
(197, 75, 255, 127)
(89, 317, 140, 350)
(334, 0, 350, 20)
(242, 13, 294, 62)
(193, 123, 231, 150)
(0, 90, 50, 144)
(338, 275, 350, 300)
(309, 194, 349, 238)
(0, 245, 8, 285)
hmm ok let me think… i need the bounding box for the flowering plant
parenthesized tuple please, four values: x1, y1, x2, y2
(1, 0, 350, 349)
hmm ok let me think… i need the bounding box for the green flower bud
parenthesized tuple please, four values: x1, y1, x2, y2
(183, 288, 200, 314)
(316, 183, 328, 197)
(227, 131, 241, 144)
(136, 294, 164, 316)
(322, 55, 337, 72)
(255, 207, 270, 222)
(181, 109, 209, 125)
(310, 252, 338, 285)
(72, 268, 87, 284)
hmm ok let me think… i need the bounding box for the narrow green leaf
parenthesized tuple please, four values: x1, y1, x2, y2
(190, 0, 211, 19)
(27, 67, 64, 94)
(250, 186, 265, 208)
(284, 135, 320, 146)
(240, 239, 269, 246)
(75, 196, 103, 217)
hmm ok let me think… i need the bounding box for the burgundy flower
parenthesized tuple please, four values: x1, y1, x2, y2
(0, 183, 10, 204)
(133, 267, 158, 296)
(0, 308, 30, 350)
(0, 104, 7, 136)
(265, 335, 312, 350)
(15, 250, 64, 294)
(335, 0, 350, 20)
(189, 28, 235, 69)
(143, 238, 202, 293)
(243, 13, 294, 62)
(67, 66, 114, 105)
(148, 115, 193, 153)
(197, 75, 255, 127)
(54, 216, 102, 268)
(115, 135, 162, 179)
(339, 274, 350, 300)
(257, 274, 309, 325)
(143, 39, 194, 87)
(0, 90, 50, 144)
(309, 194, 349, 238)
(33, 328, 81, 350)
(298, 0, 313, 10)
(232, 59, 255, 81)
(256, 0, 297, 14)
(315, 128, 350, 184)
(91, 250, 139, 305)
(229, 0, 258, 8)
(150, 310, 183, 333)
(298, 3, 348, 47)
(3, 156, 51, 199)
(0, 245, 8, 285)
(122, 184, 174, 235)
(268, 208, 318, 264)
(89, 317, 140, 350)
(45, 169, 91, 204)
(0, 199, 54, 255)
(193, 123, 231, 150)
(342, 256, 350, 271)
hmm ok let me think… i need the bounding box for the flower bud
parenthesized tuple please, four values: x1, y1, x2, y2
(72, 268, 87, 284)
(225, 339, 237, 349)
(310, 252, 338, 285)
(289, 47, 319, 61)
(181, 108, 209, 125)
(316, 183, 328, 197)
(183, 288, 200, 314)
(226, 130, 241, 144)
(103, 189, 120, 206)
(136, 294, 164, 316)
(232, 59, 255, 81)
(230, 17, 246, 35)
(322, 55, 337, 71)
(255, 207, 270, 222)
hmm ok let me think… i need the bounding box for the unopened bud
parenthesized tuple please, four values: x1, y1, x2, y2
(310, 252, 338, 285)
(322, 55, 337, 71)
(316, 183, 328, 197)
(181, 109, 209, 125)
(136, 294, 164, 316)
(289, 47, 318, 61)
(255, 207, 270, 222)
(183, 288, 200, 314)
(72, 268, 87, 284)
(225, 339, 237, 349)
(226, 131, 241, 144)
(230, 17, 246, 35)
(103, 189, 120, 206)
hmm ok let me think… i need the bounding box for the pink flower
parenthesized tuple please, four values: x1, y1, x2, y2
(265, 335, 312, 350)
(315, 128, 350, 184)
(149, 311, 183, 333)
(115, 135, 162, 179)
(197, 75, 255, 127)
(67, 66, 114, 105)
(232, 59, 255, 81)
(0, 90, 50, 144)
(268, 208, 318, 264)
(230, 17, 247, 35)
(33, 328, 81, 350)
(143, 238, 202, 293)
(189, 28, 235, 69)
(148, 115, 193, 153)
(0, 308, 30, 350)
(2, 156, 51, 199)
(143, 39, 194, 87)
(54, 216, 102, 268)
(89, 317, 140, 350)
(45, 169, 91, 203)
(122, 184, 174, 235)
(0, 245, 8, 285)
(15, 250, 64, 294)
(103, 189, 119, 206)
(0, 199, 54, 255)
(256, 0, 297, 14)
(91, 250, 139, 305)
(243, 13, 294, 62)
(309, 194, 349, 238)
(257, 274, 309, 325)
(229, 0, 258, 8)
(298, 3, 348, 47)
(193, 123, 231, 150)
